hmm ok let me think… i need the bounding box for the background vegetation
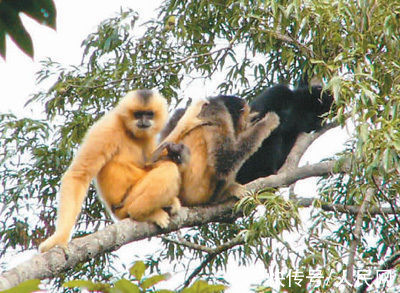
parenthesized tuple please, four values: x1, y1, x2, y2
(1, 0, 400, 292)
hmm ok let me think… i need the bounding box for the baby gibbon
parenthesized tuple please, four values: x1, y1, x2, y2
(157, 95, 280, 206)
(39, 90, 185, 253)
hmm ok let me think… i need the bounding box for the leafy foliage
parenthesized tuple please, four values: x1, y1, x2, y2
(1, 0, 400, 291)
(0, 0, 56, 58)
(63, 261, 226, 293)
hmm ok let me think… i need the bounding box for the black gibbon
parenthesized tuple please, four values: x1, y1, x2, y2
(236, 84, 334, 184)
(39, 90, 185, 252)
(156, 95, 280, 206)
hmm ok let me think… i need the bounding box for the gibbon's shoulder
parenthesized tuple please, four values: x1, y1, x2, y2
(81, 111, 125, 144)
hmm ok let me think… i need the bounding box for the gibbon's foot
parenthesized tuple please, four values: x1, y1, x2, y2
(162, 197, 181, 216)
(169, 197, 181, 215)
(227, 182, 249, 199)
(149, 209, 170, 228)
(39, 233, 69, 253)
(130, 208, 171, 228)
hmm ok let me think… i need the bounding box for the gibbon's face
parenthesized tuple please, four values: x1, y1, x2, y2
(117, 90, 168, 139)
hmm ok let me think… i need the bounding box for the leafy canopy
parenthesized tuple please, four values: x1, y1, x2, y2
(1, 0, 400, 291)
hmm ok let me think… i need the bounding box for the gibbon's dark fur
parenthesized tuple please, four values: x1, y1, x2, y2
(236, 84, 334, 184)
(157, 95, 279, 205)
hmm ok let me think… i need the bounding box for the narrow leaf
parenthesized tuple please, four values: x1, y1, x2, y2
(130, 261, 147, 281)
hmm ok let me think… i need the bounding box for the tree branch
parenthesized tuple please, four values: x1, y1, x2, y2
(279, 122, 339, 173)
(246, 159, 350, 192)
(346, 187, 374, 292)
(1, 157, 397, 290)
(161, 236, 215, 253)
(357, 251, 400, 293)
(183, 235, 245, 288)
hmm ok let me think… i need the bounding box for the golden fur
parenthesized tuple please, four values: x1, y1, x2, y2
(39, 90, 182, 252)
(158, 97, 280, 206)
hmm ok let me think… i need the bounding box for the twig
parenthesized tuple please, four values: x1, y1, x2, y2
(183, 235, 245, 288)
(161, 236, 214, 253)
(293, 197, 400, 215)
(346, 187, 374, 292)
(357, 251, 400, 293)
(248, 15, 316, 58)
(66, 44, 235, 90)
(371, 177, 400, 227)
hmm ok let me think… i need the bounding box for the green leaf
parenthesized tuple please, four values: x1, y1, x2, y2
(113, 279, 140, 293)
(130, 261, 147, 281)
(7, 0, 56, 29)
(182, 280, 227, 293)
(0, 3, 34, 57)
(63, 280, 111, 291)
(141, 274, 169, 290)
(0, 279, 41, 293)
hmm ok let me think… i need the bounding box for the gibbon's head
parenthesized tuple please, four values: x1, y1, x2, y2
(116, 90, 168, 139)
(148, 142, 190, 170)
(165, 142, 191, 167)
(198, 95, 250, 135)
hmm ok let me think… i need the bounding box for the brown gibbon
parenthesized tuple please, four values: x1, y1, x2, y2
(39, 90, 186, 253)
(155, 95, 280, 206)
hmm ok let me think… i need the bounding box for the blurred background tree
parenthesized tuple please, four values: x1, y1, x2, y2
(1, 0, 400, 291)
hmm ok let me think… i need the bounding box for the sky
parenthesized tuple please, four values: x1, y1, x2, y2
(0, 1, 350, 292)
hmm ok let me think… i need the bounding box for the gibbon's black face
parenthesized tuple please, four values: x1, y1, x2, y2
(117, 90, 168, 139)
(134, 110, 155, 129)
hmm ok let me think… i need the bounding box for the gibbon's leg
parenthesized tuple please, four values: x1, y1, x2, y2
(206, 112, 279, 202)
(115, 162, 181, 228)
(39, 171, 90, 252)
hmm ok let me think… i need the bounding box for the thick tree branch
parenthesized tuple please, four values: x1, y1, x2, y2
(1, 157, 398, 290)
(0, 204, 237, 291)
(246, 159, 350, 192)
(279, 122, 339, 173)
(0, 159, 342, 290)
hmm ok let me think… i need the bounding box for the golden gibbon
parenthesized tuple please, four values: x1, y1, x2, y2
(39, 90, 187, 253)
(156, 95, 280, 206)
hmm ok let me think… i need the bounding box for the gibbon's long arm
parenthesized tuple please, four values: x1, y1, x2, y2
(159, 99, 210, 144)
(39, 122, 119, 252)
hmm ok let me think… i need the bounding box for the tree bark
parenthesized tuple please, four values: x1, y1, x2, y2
(0, 157, 394, 290)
